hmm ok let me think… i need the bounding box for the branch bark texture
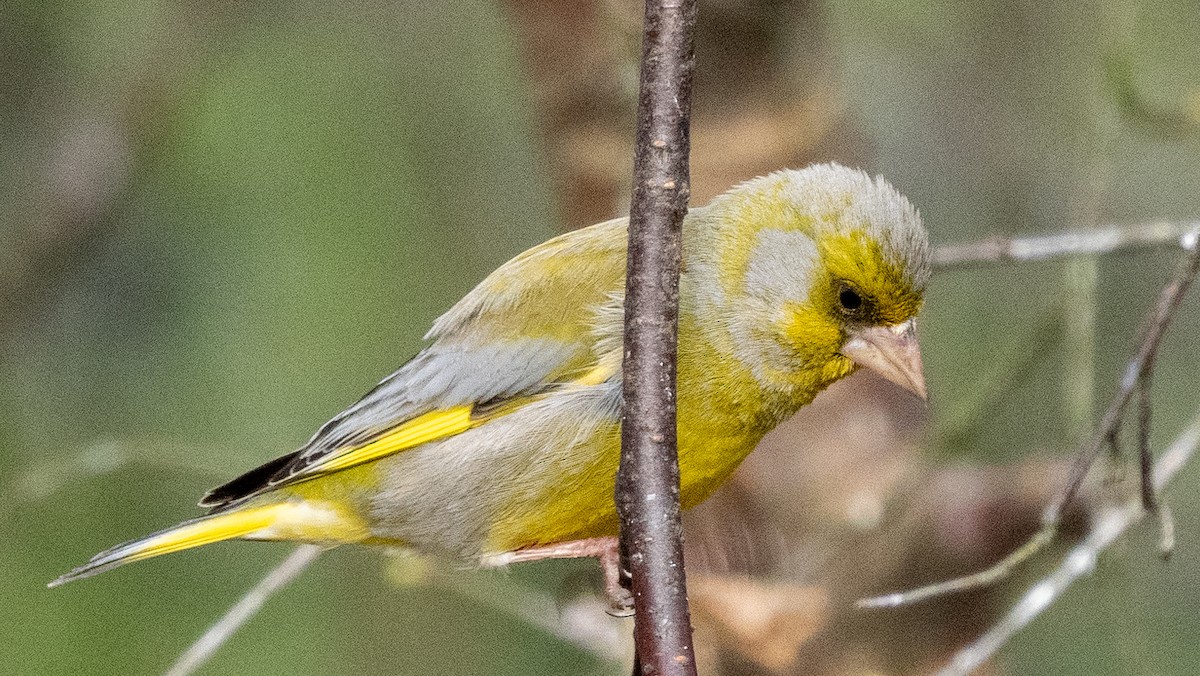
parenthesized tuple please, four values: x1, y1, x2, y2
(616, 1, 699, 675)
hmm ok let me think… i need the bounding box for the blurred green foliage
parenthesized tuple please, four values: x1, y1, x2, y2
(3, 0, 1200, 674)
(1, 1, 600, 674)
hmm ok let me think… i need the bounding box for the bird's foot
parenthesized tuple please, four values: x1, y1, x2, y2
(481, 535, 634, 616)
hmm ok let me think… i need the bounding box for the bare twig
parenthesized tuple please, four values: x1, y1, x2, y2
(936, 405, 1200, 676)
(861, 231, 1200, 609)
(615, 0, 699, 674)
(164, 545, 321, 676)
(1048, 232, 1200, 522)
(857, 526, 1058, 610)
(933, 221, 1199, 269)
(1137, 371, 1157, 514)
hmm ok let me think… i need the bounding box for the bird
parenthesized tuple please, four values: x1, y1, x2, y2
(51, 163, 931, 600)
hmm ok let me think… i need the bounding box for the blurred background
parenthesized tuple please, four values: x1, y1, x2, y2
(3, 0, 1200, 673)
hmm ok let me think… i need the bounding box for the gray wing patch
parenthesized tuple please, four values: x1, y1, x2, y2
(200, 336, 579, 510)
(200, 219, 629, 510)
(298, 337, 578, 460)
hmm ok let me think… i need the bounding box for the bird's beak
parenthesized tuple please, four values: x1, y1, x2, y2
(840, 319, 928, 401)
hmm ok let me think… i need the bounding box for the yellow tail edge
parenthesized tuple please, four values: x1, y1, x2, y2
(49, 501, 363, 588)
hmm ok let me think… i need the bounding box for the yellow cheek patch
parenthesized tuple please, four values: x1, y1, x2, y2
(780, 301, 842, 358)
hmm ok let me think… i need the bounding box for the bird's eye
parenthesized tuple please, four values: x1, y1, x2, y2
(838, 286, 863, 313)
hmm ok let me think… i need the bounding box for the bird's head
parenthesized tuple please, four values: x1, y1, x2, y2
(695, 163, 931, 400)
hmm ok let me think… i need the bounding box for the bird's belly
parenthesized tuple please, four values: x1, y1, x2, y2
(483, 424, 762, 555)
(366, 390, 766, 561)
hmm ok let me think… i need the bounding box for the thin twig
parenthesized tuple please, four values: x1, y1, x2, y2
(860, 231, 1200, 609)
(615, 0, 699, 674)
(164, 545, 321, 676)
(1137, 371, 1157, 513)
(1048, 232, 1200, 522)
(936, 405, 1200, 676)
(933, 221, 1199, 269)
(857, 527, 1058, 610)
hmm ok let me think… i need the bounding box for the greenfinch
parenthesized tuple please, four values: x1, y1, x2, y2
(52, 163, 930, 589)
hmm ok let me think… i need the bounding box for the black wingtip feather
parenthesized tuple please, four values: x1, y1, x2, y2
(199, 451, 300, 510)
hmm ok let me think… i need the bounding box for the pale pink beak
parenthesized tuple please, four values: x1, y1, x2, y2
(840, 319, 928, 401)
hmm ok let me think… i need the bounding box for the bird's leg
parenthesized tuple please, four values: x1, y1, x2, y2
(480, 536, 634, 616)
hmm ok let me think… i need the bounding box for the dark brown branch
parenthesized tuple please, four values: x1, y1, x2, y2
(615, 1, 699, 675)
(1138, 372, 1157, 513)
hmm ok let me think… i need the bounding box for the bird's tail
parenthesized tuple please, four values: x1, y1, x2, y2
(49, 500, 365, 587)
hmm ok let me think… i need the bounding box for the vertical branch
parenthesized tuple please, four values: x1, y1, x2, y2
(615, 1, 699, 675)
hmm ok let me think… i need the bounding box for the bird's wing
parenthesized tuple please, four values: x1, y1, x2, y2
(201, 217, 628, 510)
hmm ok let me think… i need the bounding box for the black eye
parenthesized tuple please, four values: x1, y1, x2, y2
(838, 286, 863, 312)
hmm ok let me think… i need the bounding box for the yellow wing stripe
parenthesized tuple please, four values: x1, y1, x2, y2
(305, 405, 478, 476)
(299, 380, 607, 481)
